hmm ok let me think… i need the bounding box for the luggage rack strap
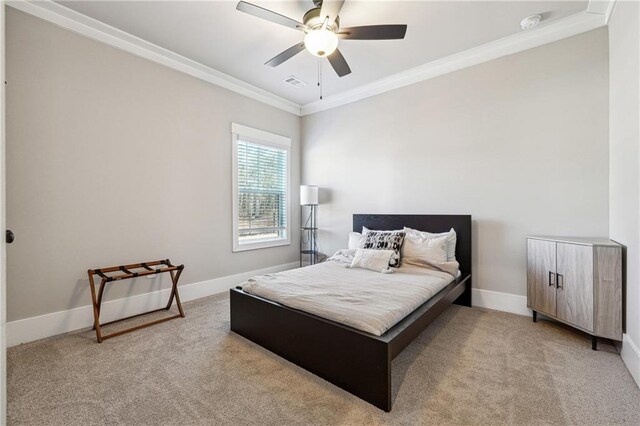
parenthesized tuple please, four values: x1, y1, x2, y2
(141, 262, 154, 271)
(94, 269, 109, 280)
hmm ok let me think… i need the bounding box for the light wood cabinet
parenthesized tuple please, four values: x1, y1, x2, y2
(527, 239, 556, 317)
(526, 236, 622, 350)
(556, 243, 594, 332)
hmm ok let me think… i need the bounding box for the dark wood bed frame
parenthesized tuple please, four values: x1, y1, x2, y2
(230, 214, 472, 412)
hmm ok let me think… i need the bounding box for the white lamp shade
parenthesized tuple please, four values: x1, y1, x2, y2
(300, 185, 319, 205)
(304, 30, 338, 57)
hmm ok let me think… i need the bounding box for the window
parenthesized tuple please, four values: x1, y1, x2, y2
(232, 123, 291, 252)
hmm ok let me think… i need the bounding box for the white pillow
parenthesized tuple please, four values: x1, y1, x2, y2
(402, 234, 448, 265)
(349, 249, 395, 273)
(348, 232, 365, 250)
(403, 227, 457, 262)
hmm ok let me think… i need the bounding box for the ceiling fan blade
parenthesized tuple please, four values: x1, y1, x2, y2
(320, 0, 345, 26)
(327, 48, 351, 77)
(265, 43, 306, 67)
(236, 1, 306, 31)
(338, 25, 407, 40)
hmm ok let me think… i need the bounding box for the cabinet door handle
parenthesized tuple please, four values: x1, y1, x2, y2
(548, 271, 556, 287)
(557, 273, 563, 290)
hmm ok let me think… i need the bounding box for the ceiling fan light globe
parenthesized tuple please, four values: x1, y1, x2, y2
(304, 29, 338, 57)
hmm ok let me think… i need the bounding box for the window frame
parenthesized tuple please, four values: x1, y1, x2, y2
(231, 123, 291, 252)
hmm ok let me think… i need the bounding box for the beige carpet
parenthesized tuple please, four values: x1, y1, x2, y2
(7, 293, 640, 425)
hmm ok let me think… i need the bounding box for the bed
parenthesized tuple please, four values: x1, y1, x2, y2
(230, 214, 472, 412)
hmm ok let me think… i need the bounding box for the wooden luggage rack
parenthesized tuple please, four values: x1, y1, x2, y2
(88, 259, 185, 343)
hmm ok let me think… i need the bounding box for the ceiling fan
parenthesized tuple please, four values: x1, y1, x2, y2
(236, 0, 408, 78)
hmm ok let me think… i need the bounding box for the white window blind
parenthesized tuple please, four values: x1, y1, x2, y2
(232, 123, 290, 252)
(237, 140, 287, 240)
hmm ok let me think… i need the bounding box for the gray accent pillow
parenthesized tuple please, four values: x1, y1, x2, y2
(362, 230, 406, 268)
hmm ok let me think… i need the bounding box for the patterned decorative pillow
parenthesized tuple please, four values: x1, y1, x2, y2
(362, 230, 406, 268)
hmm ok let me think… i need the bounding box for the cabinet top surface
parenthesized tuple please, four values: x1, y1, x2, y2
(527, 235, 621, 247)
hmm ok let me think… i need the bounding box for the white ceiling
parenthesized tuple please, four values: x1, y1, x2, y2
(56, 1, 589, 105)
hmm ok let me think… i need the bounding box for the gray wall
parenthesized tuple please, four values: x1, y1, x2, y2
(302, 28, 609, 297)
(609, 0, 640, 377)
(6, 9, 300, 321)
(4, 8, 613, 322)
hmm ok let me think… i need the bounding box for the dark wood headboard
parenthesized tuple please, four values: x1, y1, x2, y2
(353, 214, 472, 275)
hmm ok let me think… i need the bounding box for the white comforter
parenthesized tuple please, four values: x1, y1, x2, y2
(240, 249, 456, 336)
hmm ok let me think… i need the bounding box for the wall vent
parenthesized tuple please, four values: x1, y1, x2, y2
(283, 75, 307, 88)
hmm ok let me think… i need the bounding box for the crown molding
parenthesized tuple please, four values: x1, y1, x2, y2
(300, 10, 607, 116)
(8, 1, 611, 118)
(6, 0, 302, 116)
(587, 0, 617, 24)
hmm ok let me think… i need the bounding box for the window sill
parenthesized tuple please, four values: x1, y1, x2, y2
(233, 238, 291, 252)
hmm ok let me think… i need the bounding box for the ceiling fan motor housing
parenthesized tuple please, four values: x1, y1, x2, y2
(303, 7, 340, 32)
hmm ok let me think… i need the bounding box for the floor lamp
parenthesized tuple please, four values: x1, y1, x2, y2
(300, 185, 319, 266)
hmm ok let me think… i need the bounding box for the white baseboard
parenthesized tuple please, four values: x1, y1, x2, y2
(472, 288, 530, 317)
(620, 334, 640, 389)
(10, 272, 637, 391)
(6, 261, 299, 347)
